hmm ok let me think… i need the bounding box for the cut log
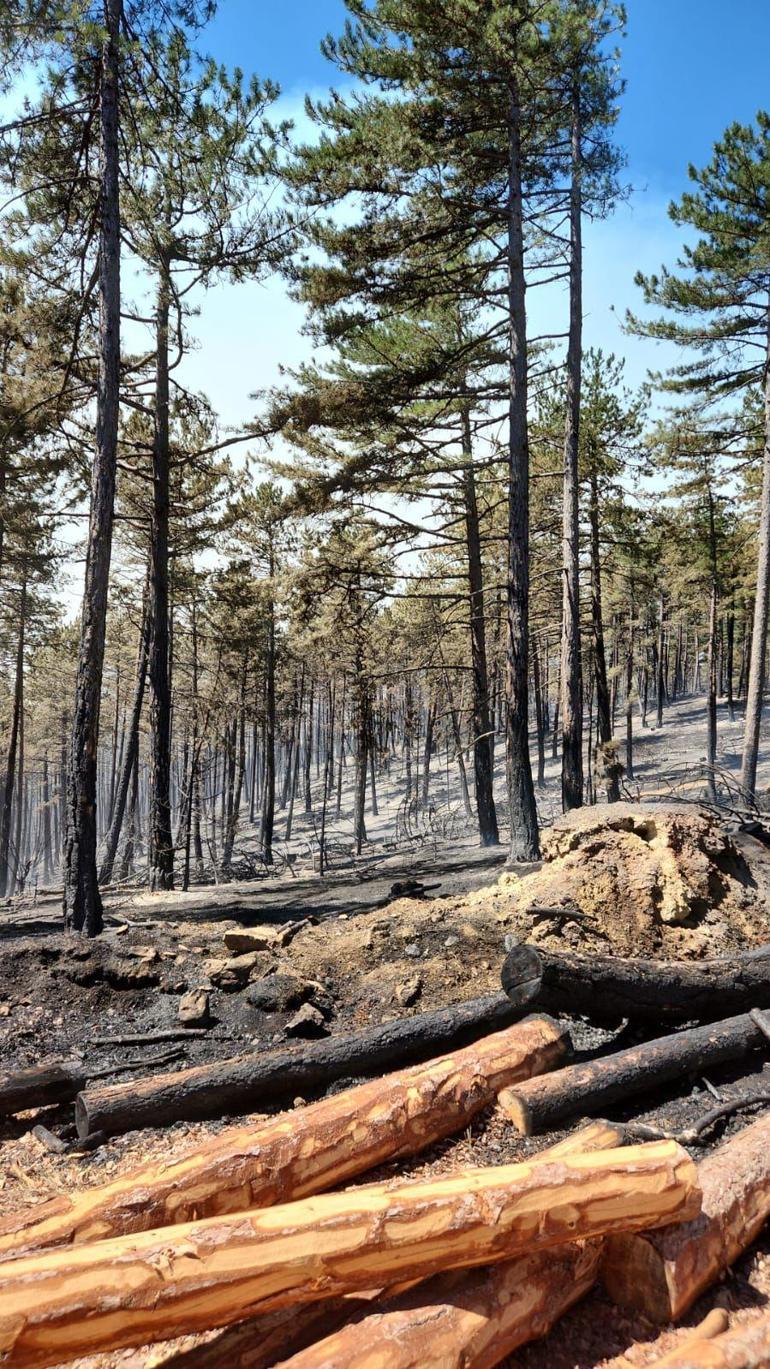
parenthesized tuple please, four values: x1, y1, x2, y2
(503, 943, 770, 1023)
(497, 1012, 768, 1135)
(175, 1121, 627, 1369)
(75, 991, 541, 1139)
(645, 1315, 770, 1368)
(0, 1061, 86, 1118)
(0, 1141, 700, 1368)
(265, 1122, 626, 1369)
(0, 1016, 567, 1259)
(274, 1245, 602, 1369)
(603, 1110, 770, 1322)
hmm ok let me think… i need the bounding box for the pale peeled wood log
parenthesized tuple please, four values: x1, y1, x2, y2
(0, 1141, 700, 1368)
(615, 1312, 729, 1368)
(498, 1013, 767, 1135)
(603, 1111, 770, 1323)
(173, 1121, 626, 1369)
(0, 1015, 567, 1260)
(268, 1122, 625, 1369)
(645, 1315, 770, 1368)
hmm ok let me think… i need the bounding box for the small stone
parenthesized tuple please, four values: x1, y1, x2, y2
(503, 933, 518, 952)
(293, 1097, 306, 1108)
(395, 976, 423, 1008)
(285, 1003, 329, 1038)
(404, 943, 421, 959)
(444, 935, 460, 949)
(178, 989, 211, 1028)
(224, 930, 277, 955)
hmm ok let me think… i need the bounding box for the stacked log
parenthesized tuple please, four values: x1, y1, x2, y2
(646, 1315, 770, 1368)
(0, 1015, 567, 1258)
(75, 990, 541, 1138)
(603, 1110, 770, 1321)
(0, 1141, 700, 1368)
(497, 1013, 767, 1135)
(263, 1122, 625, 1369)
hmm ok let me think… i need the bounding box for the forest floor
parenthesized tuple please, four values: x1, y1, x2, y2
(4, 693, 770, 1366)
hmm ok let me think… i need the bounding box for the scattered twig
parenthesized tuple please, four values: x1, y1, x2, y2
(85, 1048, 185, 1080)
(91, 1028, 211, 1047)
(614, 1091, 770, 1146)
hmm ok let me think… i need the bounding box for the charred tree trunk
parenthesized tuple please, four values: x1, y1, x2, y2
(99, 593, 149, 886)
(560, 79, 584, 813)
(505, 68, 539, 861)
(260, 553, 276, 866)
(461, 406, 499, 845)
(148, 261, 174, 890)
(0, 571, 25, 897)
(62, 0, 122, 935)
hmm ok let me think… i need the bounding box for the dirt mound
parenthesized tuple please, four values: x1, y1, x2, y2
(499, 803, 770, 958)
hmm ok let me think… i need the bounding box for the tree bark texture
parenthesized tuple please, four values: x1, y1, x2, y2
(0, 1142, 699, 1368)
(0, 1015, 567, 1258)
(62, 0, 123, 936)
(603, 1111, 770, 1323)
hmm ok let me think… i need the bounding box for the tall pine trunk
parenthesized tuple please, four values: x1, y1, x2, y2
(461, 407, 499, 845)
(0, 571, 25, 897)
(588, 466, 619, 801)
(62, 0, 122, 935)
(260, 555, 276, 864)
(560, 78, 584, 812)
(100, 587, 149, 884)
(741, 312, 770, 799)
(505, 70, 539, 860)
(148, 261, 174, 889)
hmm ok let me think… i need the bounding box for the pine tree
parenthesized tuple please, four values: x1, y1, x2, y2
(629, 113, 770, 802)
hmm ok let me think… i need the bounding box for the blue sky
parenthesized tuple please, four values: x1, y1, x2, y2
(177, 1, 770, 432)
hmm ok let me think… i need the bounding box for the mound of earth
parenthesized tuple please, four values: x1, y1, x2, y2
(498, 802, 770, 959)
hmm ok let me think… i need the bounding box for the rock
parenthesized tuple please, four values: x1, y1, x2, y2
(443, 935, 460, 949)
(178, 989, 211, 1028)
(223, 930, 277, 955)
(205, 952, 271, 991)
(395, 975, 423, 1008)
(285, 1003, 329, 1038)
(404, 943, 421, 959)
(247, 974, 312, 1014)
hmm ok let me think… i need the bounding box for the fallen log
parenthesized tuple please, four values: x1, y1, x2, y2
(0, 1015, 567, 1259)
(628, 1311, 730, 1368)
(0, 1061, 86, 1118)
(267, 1121, 626, 1369)
(174, 1120, 626, 1369)
(503, 943, 770, 1023)
(497, 1012, 768, 1135)
(0, 1141, 700, 1368)
(603, 1110, 770, 1322)
(645, 1315, 770, 1368)
(75, 990, 541, 1139)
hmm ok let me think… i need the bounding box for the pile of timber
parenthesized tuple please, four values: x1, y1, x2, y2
(0, 1014, 704, 1369)
(8, 940, 770, 1366)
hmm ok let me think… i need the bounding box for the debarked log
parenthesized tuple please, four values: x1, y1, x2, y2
(603, 1110, 770, 1322)
(645, 1314, 770, 1368)
(0, 1141, 701, 1369)
(75, 990, 541, 1139)
(496, 1012, 768, 1135)
(0, 1015, 567, 1260)
(502, 943, 770, 1024)
(268, 1122, 625, 1369)
(0, 1061, 87, 1118)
